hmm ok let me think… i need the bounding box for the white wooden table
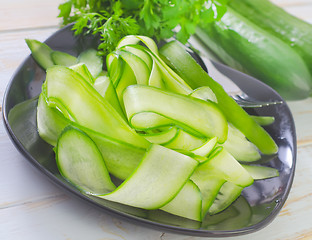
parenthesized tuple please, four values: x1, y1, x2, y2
(1, 1, 312, 239)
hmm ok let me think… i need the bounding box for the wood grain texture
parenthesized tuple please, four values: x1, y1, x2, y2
(0, 0, 63, 32)
(1, 0, 312, 239)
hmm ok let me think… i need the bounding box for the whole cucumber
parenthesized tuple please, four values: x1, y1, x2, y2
(229, 0, 312, 77)
(196, 7, 312, 100)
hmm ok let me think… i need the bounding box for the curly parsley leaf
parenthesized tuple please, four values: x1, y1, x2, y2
(57, 0, 227, 55)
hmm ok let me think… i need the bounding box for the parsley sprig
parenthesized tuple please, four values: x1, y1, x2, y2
(58, 0, 228, 55)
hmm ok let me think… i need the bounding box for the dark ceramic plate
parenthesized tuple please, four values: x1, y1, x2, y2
(2, 25, 296, 237)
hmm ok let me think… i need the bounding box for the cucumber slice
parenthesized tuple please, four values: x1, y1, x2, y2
(191, 137, 218, 158)
(141, 127, 178, 144)
(93, 75, 125, 119)
(121, 45, 153, 70)
(37, 93, 70, 146)
(38, 90, 146, 180)
(123, 85, 228, 143)
(116, 35, 159, 55)
(148, 60, 164, 88)
(222, 124, 261, 162)
(191, 172, 225, 218)
(78, 49, 103, 78)
(160, 180, 202, 221)
(129, 112, 175, 132)
(202, 147, 254, 187)
(191, 85, 261, 162)
(115, 62, 137, 107)
(119, 41, 193, 94)
(242, 164, 279, 180)
(98, 144, 199, 209)
(114, 50, 150, 85)
(25, 39, 54, 70)
(159, 40, 278, 155)
(45, 66, 150, 149)
(69, 63, 94, 83)
(190, 86, 217, 103)
(209, 182, 243, 215)
(164, 128, 206, 151)
(56, 126, 116, 194)
(51, 51, 77, 67)
(106, 54, 125, 86)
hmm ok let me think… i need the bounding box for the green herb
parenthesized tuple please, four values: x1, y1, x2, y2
(58, 0, 228, 55)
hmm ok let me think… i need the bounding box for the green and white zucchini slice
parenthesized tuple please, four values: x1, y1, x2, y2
(44, 66, 149, 149)
(56, 126, 116, 194)
(190, 86, 218, 103)
(159, 40, 278, 155)
(242, 164, 279, 180)
(98, 144, 199, 209)
(51, 51, 77, 67)
(122, 45, 153, 70)
(222, 124, 261, 162)
(38, 90, 146, 180)
(191, 136, 218, 158)
(114, 50, 150, 85)
(25, 39, 54, 70)
(116, 35, 159, 55)
(37, 93, 70, 146)
(77, 48, 103, 78)
(191, 172, 225, 218)
(163, 128, 206, 151)
(209, 182, 243, 215)
(69, 63, 94, 84)
(93, 75, 125, 119)
(141, 127, 178, 145)
(160, 180, 202, 221)
(123, 84, 228, 143)
(148, 60, 164, 88)
(200, 147, 254, 187)
(116, 36, 193, 95)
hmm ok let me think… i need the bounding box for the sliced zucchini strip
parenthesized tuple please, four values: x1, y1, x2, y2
(160, 180, 202, 221)
(191, 136, 218, 158)
(200, 147, 254, 187)
(25, 39, 54, 69)
(209, 182, 243, 215)
(242, 164, 279, 180)
(69, 63, 94, 84)
(37, 91, 146, 180)
(222, 124, 261, 162)
(123, 84, 228, 143)
(98, 144, 199, 209)
(159, 40, 278, 155)
(44, 66, 149, 149)
(51, 51, 77, 67)
(77, 48, 103, 78)
(56, 126, 116, 194)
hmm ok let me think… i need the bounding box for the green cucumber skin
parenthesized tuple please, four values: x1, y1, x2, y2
(51, 51, 77, 67)
(25, 39, 54, 70)
(229, 0, 312, 77)
(196, 7, 312, 100)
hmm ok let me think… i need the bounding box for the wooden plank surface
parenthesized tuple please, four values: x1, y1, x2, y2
(1, 1, 312, 239)
(0, 0, 63, 31)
